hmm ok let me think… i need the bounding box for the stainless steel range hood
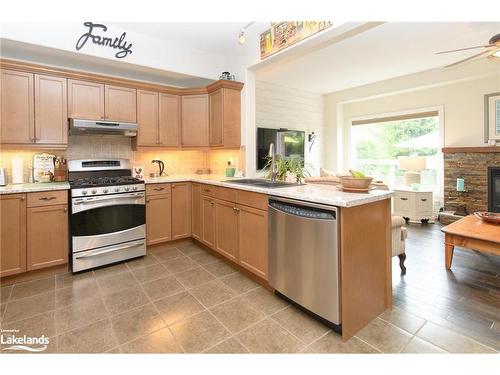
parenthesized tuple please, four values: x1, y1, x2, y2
(69, 119, 138, 137)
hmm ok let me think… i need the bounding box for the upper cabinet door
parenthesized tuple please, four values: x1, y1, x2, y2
(1, 70, 34, 143)
(68, 79, 105, 120)
(159, 93, 181, 146)
(181, 94, 209, 147)
(222, 88, 241, 148)
(34, 74, 68, 145)
(209, 90, 223, 146)
(105, 85, 137, 122)
(137, 90, 159, 146)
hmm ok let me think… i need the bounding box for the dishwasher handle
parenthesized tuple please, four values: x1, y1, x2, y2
(269, 199, 336, 220)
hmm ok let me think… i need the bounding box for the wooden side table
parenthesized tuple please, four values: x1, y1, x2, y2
(441, 215, 500, 269)
(393, 188, 434, 224)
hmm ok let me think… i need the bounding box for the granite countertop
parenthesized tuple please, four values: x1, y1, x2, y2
(145, 175, 393, 208)
(0, 176, 393, 207)
(0, 182, 71, 195)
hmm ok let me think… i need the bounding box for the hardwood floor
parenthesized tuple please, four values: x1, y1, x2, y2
(393, 222, 500, 350)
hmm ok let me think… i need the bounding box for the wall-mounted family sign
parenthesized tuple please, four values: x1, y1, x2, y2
(76, 22, 133, 59)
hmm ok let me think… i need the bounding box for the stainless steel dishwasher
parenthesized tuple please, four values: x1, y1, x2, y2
(268, 196, 340, 326)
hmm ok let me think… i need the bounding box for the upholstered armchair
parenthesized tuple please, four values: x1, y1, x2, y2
(392, 216, 408, 274)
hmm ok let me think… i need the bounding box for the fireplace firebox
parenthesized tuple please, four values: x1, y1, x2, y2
(488, 167, 500, 213)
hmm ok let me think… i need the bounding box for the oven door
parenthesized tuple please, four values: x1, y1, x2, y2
(71, 192, 145, 253)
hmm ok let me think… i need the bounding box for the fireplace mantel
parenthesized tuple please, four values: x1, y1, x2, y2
(442, 146, 500, 154)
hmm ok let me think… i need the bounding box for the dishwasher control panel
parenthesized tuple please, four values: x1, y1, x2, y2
(269, 200, 336, 220)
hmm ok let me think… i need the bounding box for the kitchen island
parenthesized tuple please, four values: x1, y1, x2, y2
(0, 176, 392, 340)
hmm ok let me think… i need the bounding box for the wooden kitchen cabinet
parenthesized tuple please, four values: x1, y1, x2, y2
(1, 69, 34, 144)
(159, 93, 181, 146)
(215, 199, 239, 262)
(146, 192, 172, 245)
(27, 202, 68, 271)
(201, 195, 216, 248)
(171, 183, 191, 239)
(68, 79, 105, 120)
(137, 90, 159, 146)
(191, 183, 201, 240)
(0, 194, 27, 277)
(181, 94, 209, 147)
(105, 84, 137, 122)
(209, 88, 241, 148)
(237, 204, 268, 280)
(34, 74, 68, 145)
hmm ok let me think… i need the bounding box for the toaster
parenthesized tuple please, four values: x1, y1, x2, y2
(0, 168, 6, 186)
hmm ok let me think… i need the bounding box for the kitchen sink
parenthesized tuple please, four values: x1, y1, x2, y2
(225, 179, 300, 188)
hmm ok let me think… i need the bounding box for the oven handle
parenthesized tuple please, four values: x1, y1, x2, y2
(75, 241, 145, 259)
(74, 192, 145, 204)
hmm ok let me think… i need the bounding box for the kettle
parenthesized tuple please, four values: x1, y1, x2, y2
(0, 168, 6, 186)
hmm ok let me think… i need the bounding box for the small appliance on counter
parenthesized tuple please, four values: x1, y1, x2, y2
(0, 168, 6, 186)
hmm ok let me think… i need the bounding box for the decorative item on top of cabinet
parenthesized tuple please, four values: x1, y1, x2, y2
(26, 191, 68, 271)
(181, 94, 209, 147)
(146, 184, 172, 245)
(34, 74, 68, 145)
(209, 88, 241, 148)
(0, 69, 34, 144)
(171, 183, 191, 239)
(0, 194, 27, 277)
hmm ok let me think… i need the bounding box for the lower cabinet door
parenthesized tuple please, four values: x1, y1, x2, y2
(191, 184, 201, 240)
(146, 194, 172, 245)
(27, 204, 68, 271)
(201, 196, 216, 248)
(172, 183, 191, 239)
(0, 194, 27, 277)
(215, 200, 239, 261)
(238, 205, 268, 280)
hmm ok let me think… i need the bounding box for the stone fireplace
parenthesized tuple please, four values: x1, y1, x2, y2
(441, 146, 500, 224)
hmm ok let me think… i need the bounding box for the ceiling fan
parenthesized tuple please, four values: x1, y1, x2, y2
(436, 33, 500, 68)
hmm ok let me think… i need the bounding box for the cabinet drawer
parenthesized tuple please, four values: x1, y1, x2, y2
(417, 193, 433, 213)
(146, 183, 171, 196)
(236, 190, 268, 211)
(200, 184, 216, 197)
(393, 192, 413, 213)
(27, 190, 67, 207)
(215, 186, 237, 202)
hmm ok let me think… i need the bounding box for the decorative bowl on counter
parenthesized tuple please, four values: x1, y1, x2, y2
(338, 176, 373, 191)
(473, 212, 500, 224)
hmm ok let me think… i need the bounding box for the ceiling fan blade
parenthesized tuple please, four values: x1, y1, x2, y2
(436, 45, 493, 54)
(444, 50, 491, 68)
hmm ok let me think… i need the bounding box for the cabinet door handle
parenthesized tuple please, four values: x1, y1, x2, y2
(63, 207, 68, 212)
(399, 197, 408, 201)
(204, 189, 211, 193)
(153, 187, 165, 191)
(146, 199, 150, 203)
(20, 196, 25, 201)
(172, 185, 176, 189)
(233, 207, 240, 213)
(39, 196, 57, 201)
(421, 198, 428, 202)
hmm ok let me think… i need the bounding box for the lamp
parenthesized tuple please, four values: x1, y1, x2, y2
(398, 156, 426, 186)
(237, 22, 255, 45)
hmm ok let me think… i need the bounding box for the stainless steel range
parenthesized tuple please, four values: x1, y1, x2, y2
(68, 159, 146, 272)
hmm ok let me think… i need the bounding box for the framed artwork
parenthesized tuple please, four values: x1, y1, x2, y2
(485, 92, 500, 143)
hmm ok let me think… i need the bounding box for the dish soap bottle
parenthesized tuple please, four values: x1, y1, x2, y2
(225, 160, 236, 177)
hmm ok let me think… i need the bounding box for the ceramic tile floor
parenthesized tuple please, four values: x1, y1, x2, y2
(0, 241, 498, 354)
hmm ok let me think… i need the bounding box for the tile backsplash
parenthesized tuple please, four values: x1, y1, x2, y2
(0, 135, 245, 183)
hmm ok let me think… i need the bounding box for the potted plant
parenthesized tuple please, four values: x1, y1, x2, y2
(263, 155, 309, 183)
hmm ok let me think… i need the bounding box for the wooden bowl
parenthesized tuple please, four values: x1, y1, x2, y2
(338, 176, 373, 190)
(474, 212, 500, 224)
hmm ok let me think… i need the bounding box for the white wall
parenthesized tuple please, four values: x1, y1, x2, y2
(251, 80, 324, 176)
(324, 59, 500, 171)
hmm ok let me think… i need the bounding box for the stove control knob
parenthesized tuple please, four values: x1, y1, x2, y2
(124, 186, 130, 192)
(102, 188, 108, 194)
(132, 186, 138, 191)
(82, 190, 88, 195)
(91, 189, 97, 194)
(114, 187, 120, 192)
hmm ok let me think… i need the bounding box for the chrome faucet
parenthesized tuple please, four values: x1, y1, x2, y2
(268, 143, 277, 182)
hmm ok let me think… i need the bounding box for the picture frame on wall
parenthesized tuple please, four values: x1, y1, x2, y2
(484, 92, 500, 143)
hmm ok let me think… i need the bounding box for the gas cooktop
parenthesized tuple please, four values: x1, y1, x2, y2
(70, 176, 143, 188)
